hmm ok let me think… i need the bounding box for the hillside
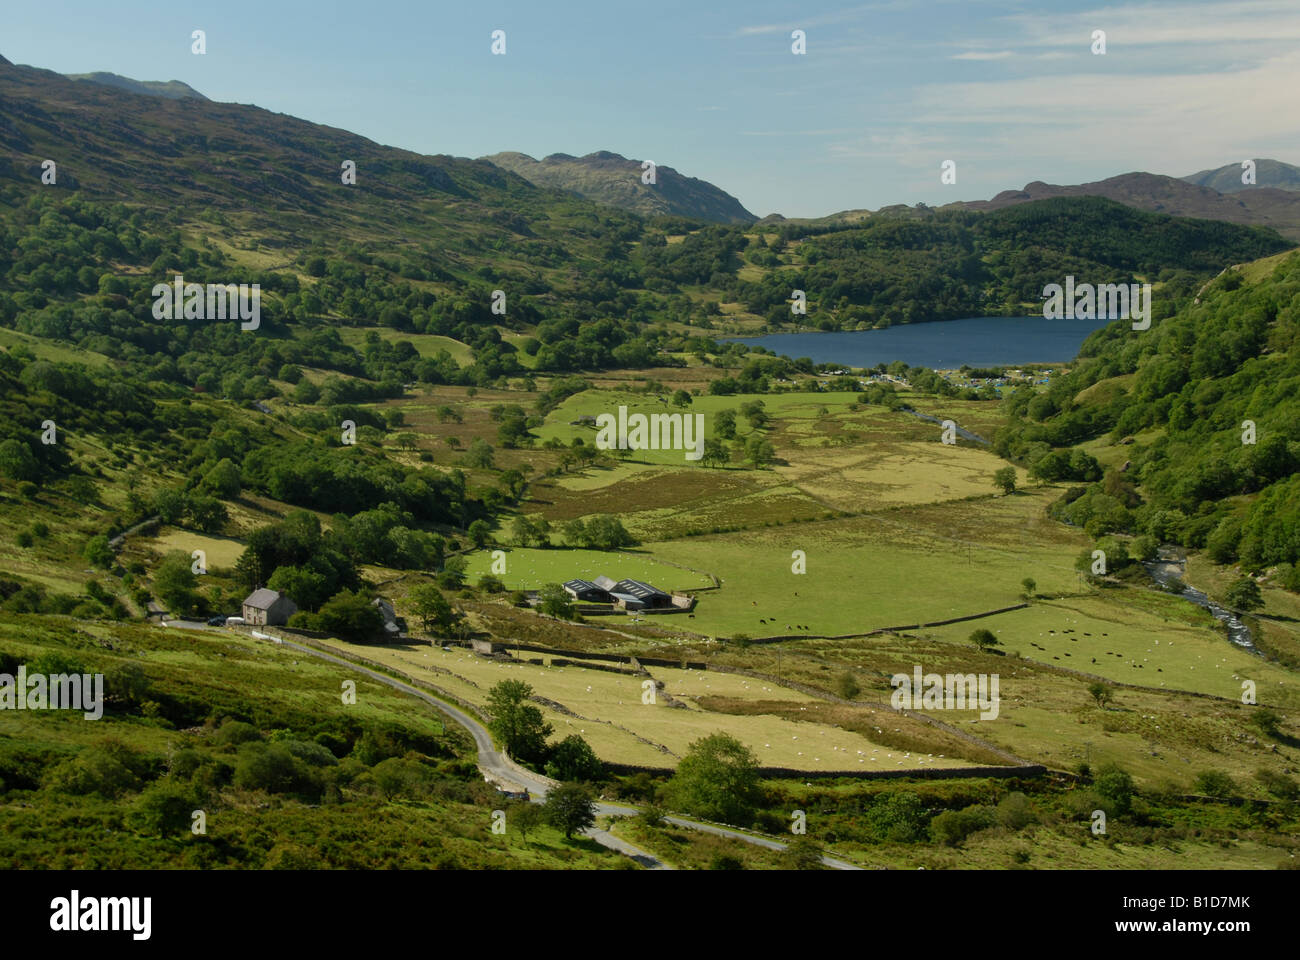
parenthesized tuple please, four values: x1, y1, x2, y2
(957, 170, 1300, 242)
(994, 248, 1300, 658)
(1183, 159, 1300, 195)
(484, 150, 757, 224)
(64, 71, 210, 101)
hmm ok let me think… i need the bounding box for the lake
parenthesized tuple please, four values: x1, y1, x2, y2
(726, 315, 1115, 368)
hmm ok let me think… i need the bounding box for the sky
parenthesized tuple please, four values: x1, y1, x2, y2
(5, 0, 1300, 217)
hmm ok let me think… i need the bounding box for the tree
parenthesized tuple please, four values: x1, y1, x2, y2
(1092, 763, 1134, 816)
(154, 551, 200, 616)
(744, 435, 775, 468)
(700, 437, 730, 468)
(538, 582, 576, 619)
(513, 800, 545, 842)
(714, 408, 737, 440)
(1021, 577, 1036, 597)
(202, 458, 242, 498)
(460, 438, 496, 470)
(993, 466, 1017, 495)
(969, 628, 999, 651)
(671, 389, 693, 408)
(486, 680, 553, 765)
(84, 534, 114, 569)
(511, 515, 536, 547)
(315, 589, 385, 643)
(267, 565, 329, 612)
(665, 733, 762, 826)
(1225, 576, 1263, 612)
(544, 735, 603, 782)
(544, 782, 596, 840)
(429, 555, 464, 591)
(467, 519, 493, 548)
(0, 438, 40, 482)
(1087, 680, 1115, 709)
(408, 583, 458, 634)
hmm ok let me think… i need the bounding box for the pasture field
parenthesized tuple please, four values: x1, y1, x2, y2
(141, 527, 248, 569)
(318, 638, 975, 772)
(640, 493, 1083, 638)
(920, 591, 1300, 705)
(335, 326, 474, 365)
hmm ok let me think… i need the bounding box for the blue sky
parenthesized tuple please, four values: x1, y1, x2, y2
(6, 0, 1300, 217)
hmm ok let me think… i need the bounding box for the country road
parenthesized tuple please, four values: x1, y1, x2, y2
(256, 632, 863, 870)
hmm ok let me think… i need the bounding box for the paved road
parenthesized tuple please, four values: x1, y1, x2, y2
(185, 625, 865, 871)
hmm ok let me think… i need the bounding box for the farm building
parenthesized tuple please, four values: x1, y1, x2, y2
(373, 598, 406, 636)
(563, 579, 613, 603)
(241, 588, 298, 626)
(563, 575, 689, 612)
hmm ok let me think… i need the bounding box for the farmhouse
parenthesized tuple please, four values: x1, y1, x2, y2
(241, 588, 297, 626)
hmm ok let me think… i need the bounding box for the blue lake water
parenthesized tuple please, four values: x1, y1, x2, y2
(726, 315, 1115, 368)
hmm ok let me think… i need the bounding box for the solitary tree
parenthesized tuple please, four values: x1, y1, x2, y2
(408, 583, 458, 634)
(544, 735, 603, 782)
(1225, 576, 1263, 612)
(538, 583, 576, 620)
(993, 466, 1017, 495)
(544, 782, 596, 840)
(486, 680, 553, 765)
(665, 733, 762, 826)
(969, 628, 999, 652)
(1021, 577, 1037, 598)
(1087, 680, 1115, 709)
(513, 800, 545, 843)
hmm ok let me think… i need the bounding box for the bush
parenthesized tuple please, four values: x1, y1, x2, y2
(45, 740, 146, 798)
(214, 719, 262, 747)
(1193, 769, 1238, 798)
(996, 792, 1036, 830)
(1093, 763, 1135, 816)
(930, 804, 994, 846)
(133, 778, 201, 836)
(233, 741, 322, 800)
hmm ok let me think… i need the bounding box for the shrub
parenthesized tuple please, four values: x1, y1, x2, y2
(1193, 769, 1237, 798)
(930, 804, 994, 846)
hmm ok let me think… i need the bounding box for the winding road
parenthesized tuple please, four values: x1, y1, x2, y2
(264, 632, 863, 870)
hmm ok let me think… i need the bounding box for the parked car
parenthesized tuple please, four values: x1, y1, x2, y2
(206, 615, 227, 626)
(225, 616, 245, 626)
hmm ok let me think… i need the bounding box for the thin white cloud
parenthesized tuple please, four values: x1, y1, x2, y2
(952, 50, 1014, 60)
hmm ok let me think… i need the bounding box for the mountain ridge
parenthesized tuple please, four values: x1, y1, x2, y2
(484, 149, 757, 225)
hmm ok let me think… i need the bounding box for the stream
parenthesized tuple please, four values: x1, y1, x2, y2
(1143, 553, 1257, 654)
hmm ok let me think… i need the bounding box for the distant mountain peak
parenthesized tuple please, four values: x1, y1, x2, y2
(483, 149, 756, 223)
(1182, 158, 1300, 194)
(958, 165, 1300, 241)
(63, 71, 209, 101)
